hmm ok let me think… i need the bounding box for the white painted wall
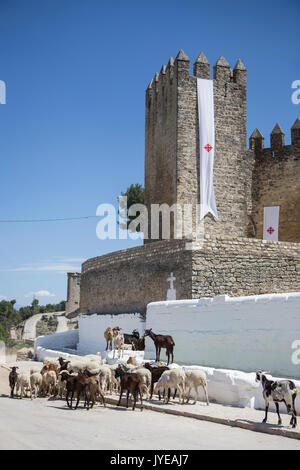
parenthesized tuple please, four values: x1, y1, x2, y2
(34, 329, 79, 362)
(77, 312, 146, 354)
(146, 293, 300, 378)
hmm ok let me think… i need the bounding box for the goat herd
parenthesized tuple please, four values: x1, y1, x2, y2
(7, 327, 298, 429)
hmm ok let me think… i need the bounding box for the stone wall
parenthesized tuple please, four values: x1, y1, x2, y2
(80, 237, 300, 315)
(144, 51, 250, 242)
(65, 272, 81, 317)
(250, 124, 300, 242)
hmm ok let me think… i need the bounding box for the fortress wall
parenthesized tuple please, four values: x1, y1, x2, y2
(80, 237, 300, 315)
(80, 239, 192, 314)
(252, 145, 300, 242)
(191, 236, 300, 298)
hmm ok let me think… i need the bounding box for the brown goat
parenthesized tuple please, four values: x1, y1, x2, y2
(114, 365, 143, 411)
(40, 361, 59, 377)
(9, 366, 19, 398)
(144, 329, 175, 365)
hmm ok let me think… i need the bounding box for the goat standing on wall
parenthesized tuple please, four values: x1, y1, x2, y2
(144, 328, 175, 365)
(104, 327, 114, 351)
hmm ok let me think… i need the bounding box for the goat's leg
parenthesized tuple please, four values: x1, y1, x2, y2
(186, 387, 190, 404)
(203, 384, 210, 406)
(117, 387, 123, 407)
(126, 390, 130, 408)
(291, 395, 297, 427)
(263, 403, 269, 423)
(139, 386, 143, 411)
(150, 381, 154, 400)
(75, 390, 81, 410)
(275, 402, 282, 425)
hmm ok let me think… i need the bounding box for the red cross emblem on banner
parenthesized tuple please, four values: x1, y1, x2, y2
(267, 226, 275, 235)
(204, 144, 213, 152)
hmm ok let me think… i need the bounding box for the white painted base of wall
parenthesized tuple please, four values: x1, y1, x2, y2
(146, 292, 300, 378)
(167, 363, 300, 416)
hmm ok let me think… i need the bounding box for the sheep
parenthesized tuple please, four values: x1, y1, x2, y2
(16, 373, 31, 399)
(41, 370, 57, 397)
(114, 365, 143, 411)
(127, 356, 141, 367)
(30, 372, 43, 399)
(9, 366, 19, 398)
(154, 368, 185, 404)
(256, 370, 298, 428)
(184, 369, 209, 405)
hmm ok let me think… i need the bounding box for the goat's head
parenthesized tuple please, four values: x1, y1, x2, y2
(255, 370, 270, 383)
(144, 328, 152, 337)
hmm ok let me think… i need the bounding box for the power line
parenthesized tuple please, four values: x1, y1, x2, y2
(0, 215, 99, 223)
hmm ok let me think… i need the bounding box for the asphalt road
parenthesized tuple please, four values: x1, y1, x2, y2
(0, 395, 299, 450)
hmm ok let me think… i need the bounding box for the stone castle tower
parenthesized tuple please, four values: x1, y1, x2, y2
(69, 50, 300, 316)
(145, 50, 300, 243)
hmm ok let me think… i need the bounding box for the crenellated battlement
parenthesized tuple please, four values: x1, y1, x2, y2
(250, 119, 300, 156)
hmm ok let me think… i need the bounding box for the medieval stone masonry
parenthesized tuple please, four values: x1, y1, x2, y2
(66, 50, 300, 316)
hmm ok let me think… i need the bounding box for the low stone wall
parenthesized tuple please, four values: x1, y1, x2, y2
(80, 237, 300, 314)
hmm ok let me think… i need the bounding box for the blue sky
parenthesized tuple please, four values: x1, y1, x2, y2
(0, 0, 299, 307)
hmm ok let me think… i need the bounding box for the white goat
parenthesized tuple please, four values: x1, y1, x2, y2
(113, 331, 125, 358)
(184, 369, 209, 405)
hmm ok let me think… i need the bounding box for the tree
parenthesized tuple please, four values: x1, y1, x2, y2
(119, 183, 145, 232)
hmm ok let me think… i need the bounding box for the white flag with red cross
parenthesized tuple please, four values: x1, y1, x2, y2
(197, 78, 218, 220)
(263, 206, 280, 241)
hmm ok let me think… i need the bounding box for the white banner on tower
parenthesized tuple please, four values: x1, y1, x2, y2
(197, 78, 218, 220)
(263, 206, 280, 241)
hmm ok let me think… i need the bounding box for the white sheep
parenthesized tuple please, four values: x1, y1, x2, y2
(41, 370, 57, 396)
(30, 372, 43, 399)
(184, 369, 209, 405)
(154, 368, 185, 404)
(16, 373, 31, 399)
